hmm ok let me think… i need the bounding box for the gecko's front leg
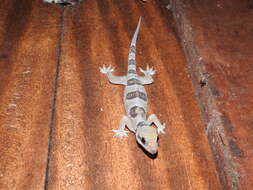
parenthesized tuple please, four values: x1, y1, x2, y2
(100, 65, 127, 85)
(147, 114, 166, 134)
(112, 116, 134, 138)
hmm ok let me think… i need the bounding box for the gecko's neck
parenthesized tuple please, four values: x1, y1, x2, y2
(135, 113, 147, 128)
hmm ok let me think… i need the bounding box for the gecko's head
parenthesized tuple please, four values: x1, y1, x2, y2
(136, 125, 159, 155)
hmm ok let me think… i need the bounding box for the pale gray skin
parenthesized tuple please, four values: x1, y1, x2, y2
(43, 0, 144, 5)
(100, 17, 165, 155)
(43, 0, 81, 5)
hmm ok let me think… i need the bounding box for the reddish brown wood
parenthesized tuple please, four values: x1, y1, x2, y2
(0, 0, 61, 189)
(171, 0, 253, 189)
(45, 1, 221, 189)
(0, 0, 229, 189)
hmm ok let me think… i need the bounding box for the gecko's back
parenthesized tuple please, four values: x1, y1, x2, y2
(124, 77, 148, 120)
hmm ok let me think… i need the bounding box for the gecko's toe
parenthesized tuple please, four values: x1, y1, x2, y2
(112, 129, 129, 138)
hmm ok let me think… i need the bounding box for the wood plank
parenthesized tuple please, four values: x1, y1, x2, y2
(46, 1, 221, 189)
(0, 0, 61, 189)
(171, 0, 253, 189)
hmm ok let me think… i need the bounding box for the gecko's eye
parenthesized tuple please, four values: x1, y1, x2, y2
(141, 137, 146, 144)
(157, 136, 159, 142)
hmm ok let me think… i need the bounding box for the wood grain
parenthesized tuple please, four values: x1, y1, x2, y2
(171, 0, 253, 189)
(45, 1, 221, 189)
(0, 0, 233, 189)
(0, 0, 61, 189)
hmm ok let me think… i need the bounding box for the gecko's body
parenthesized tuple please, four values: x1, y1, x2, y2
(100, 18, 165, 155)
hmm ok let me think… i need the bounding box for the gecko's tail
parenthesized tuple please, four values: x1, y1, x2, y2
(127, 17, 142, 75)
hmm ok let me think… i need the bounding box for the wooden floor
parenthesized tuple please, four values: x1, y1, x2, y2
(0, 0, 251, 189)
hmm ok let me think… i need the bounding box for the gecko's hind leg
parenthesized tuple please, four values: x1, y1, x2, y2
(112, 116, 133, 138)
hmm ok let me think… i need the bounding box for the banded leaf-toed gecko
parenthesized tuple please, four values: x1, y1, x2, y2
(100, 17, 165, 155)
(43, 0, 81, 6)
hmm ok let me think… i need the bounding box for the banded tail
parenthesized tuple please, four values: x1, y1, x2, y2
(127, 17, 142, 75)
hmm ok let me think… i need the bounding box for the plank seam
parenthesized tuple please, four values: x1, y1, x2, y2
(44, 7, 65, 190)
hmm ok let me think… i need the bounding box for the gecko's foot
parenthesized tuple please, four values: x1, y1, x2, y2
(140, 65, 156, 76)
(99, 65, 114, 75)
(112, 129, 129, 138)
(157, 123, 166, 134)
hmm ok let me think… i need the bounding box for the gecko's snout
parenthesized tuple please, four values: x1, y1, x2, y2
(147, 145, 158, 155)
(136, 139, 158, 155)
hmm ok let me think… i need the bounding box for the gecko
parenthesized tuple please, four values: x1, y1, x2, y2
(43, 0, 145, 5)
(100, 17, 165, 155)
(43, 0, 82, 5)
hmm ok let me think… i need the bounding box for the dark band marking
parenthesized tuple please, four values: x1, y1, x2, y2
(130, 45, 136, 54)
(128, 69, 136, 74)
(126, 90, 147, 101)
(127, 78, 142, 86)
(129, 106, 146, 118)
(128, 59, 135, 65)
